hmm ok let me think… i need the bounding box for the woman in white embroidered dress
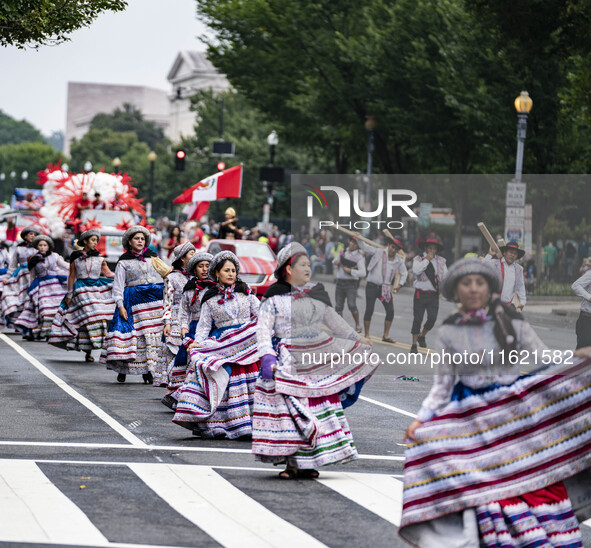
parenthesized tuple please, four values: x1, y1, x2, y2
(49, 229, 115, 361)
(172, 251, 260, 439)
(154, 242, 196, 386)
(400, 258, 591, 548)
(252, 242, 379, 479)
(100, 226, 164, 384)
(1, 226, 41, 328)
(161, 251, 214, 410)
(15, 235, 69, 340)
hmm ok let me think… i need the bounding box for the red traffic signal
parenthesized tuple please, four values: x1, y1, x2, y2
(216, 162, 226, 171)
(175, 149, 186, 171)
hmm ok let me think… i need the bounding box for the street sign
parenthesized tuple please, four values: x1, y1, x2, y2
(418, 203, 432, 228)
(212, 141, 235, 156)
(506, 228, 523, 241)
(506, 182, 526, 207)
(506, 207, 525, 218)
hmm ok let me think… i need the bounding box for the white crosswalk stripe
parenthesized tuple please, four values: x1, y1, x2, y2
(0, 458, 588, 548)
(317, 471, 404, 526)
(0, 459, 109, 545)
(129, 463, 327, 548)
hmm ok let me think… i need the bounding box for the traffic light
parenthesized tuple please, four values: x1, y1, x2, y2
(175, 149, 186, 171)
(216, 161, 226, 171)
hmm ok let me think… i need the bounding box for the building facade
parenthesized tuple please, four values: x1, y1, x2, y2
(63, 82, 169, 156)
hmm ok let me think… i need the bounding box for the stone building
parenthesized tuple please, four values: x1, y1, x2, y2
(63, 82, 169, 156)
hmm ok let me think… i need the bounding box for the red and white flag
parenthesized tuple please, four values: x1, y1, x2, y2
(173, 165, 243, 204)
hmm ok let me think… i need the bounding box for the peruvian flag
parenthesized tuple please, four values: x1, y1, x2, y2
(173, 165, 243, 204)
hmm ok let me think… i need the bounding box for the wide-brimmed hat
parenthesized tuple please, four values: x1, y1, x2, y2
(32, 234, 54, 250)
(78, 229, 101, 244)
(122, 225, 151, 250)
(418, 237, 444, 252)
(172, 242, 196, 262)
(20, 226, 41, 240)
(208, 250, 240, 280)
(441, 258, 502, 301)
(500, 240, 525, 259)
(385, 235, 405, 251)
(274, 242, 308, 278)
(187, 252, 213, 276)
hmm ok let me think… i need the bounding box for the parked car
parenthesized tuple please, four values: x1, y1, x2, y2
(205, 239, 277, 297)
(79, 209, 137, 269)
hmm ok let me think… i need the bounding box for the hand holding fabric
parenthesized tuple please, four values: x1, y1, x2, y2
(260, 354, 277, 380)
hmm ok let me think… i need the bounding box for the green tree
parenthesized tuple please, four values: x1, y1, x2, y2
(0, 110, 44, 145)
(184, 89, 325, 219)
(0, 0, 127, 49)
(0, 142, 61, 202)
(90, 105, 166, 150)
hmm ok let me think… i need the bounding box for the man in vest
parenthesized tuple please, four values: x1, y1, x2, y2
(484, 240, 526, 310)
(411, 237, 447, 354)
(333, 237, 366, 333)
(571, 267, 591, 348)
(356, 233, 408, 343)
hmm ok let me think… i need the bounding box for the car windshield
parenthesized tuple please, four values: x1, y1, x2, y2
(209, 241, 275, 260)
(80, 210, 135, 227)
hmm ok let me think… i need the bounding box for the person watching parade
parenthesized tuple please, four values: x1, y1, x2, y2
(218, 207, 242, 239)
(410, 236, 447, 353)
(484, 240, 526, 311)
(571, 265, 591, 349)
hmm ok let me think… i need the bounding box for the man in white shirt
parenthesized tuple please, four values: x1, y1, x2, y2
(356, 234, 408, 343)
(483, 241, 526, 311)
(333, 237, 366, 333)
(571, 268, 591, 348)
(411, 237, 447, 353)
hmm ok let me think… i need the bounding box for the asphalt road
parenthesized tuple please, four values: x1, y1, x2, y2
(0, 283, 589, 548)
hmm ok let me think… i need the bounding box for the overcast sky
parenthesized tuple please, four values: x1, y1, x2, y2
(0, 0, 209, 135)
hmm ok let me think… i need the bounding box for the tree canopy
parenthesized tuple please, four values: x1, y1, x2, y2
(90, 105, 166, 150)
(0, 0, 127, 49)
(0, 110, 44, 146)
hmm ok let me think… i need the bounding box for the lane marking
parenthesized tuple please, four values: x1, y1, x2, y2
(317, 471, 404, 525)
(0, 334, 147, 448)
(358, 395, 417, 419)
(0, 459, 108, 545)
(130, 463, 327, 548)
(0, 440, 406, 461)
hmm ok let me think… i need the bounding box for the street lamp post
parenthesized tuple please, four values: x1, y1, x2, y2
(514, 91, 533, 182)
(364, 115, 377, 204)
(148, 150, 157, 217)
(262, 131, 279, 226)
(112, 157, 121, 175)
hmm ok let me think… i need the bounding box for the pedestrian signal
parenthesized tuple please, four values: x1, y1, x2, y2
(175, 149, 186, 171)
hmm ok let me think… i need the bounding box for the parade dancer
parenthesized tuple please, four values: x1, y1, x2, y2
(48, 229, 115, 361)
(100, 226, 164, 384)
(484, 240, 526, 310)
(161, 251, 214, 410)
(252, 243, 379, 478)
(15, 235, 69, 340)
(1, 226, 40, 327)
(572, 266, 591, 348)
(154, 242, 196, 387)
(410, 237, 447, 353)
(172, 251, 260, 439)
(332, 237, 366, 333)
(357, 234, 408, 343)
(400, 258, 591, 547)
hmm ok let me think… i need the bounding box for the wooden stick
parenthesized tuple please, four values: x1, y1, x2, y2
(332, 225, 385, 249)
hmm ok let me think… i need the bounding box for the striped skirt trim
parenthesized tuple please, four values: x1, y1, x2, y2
(1, 267, 31, 318)
(100, 283, 163, 374)
(477, 482, 583, 547)
(15, 275, 68, 336)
